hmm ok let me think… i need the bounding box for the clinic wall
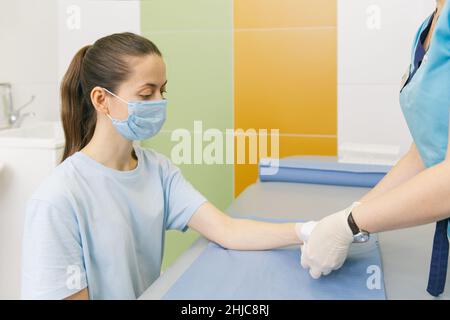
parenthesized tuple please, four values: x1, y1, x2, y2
(0, 0, 59, 125)
(233, 0, 338, 196)
(1, 0, 142, 124)
(57, 0, 141, 82)
(337, 0, 436, 163)
(140, 0, 339, 201)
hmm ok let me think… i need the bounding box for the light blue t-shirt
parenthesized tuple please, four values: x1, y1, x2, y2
(21, 146, 207, 300)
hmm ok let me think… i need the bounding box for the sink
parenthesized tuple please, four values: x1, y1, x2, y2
(0, 121, 65, 299)
(0, 122, 64, 149)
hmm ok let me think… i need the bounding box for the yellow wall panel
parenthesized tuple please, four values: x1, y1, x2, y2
(234, 0, 336, 29)
(233, 0, 337, 196)
(234, 29, 337, 134)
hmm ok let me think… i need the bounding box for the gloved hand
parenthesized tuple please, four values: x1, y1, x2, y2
(294, 221, 317, 243)
(298, 202, 361, 279)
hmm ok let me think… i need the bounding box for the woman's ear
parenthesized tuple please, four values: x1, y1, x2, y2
(90, 86, 109, 115)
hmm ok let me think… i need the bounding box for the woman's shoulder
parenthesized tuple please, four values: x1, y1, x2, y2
(28, 156, 78, 211)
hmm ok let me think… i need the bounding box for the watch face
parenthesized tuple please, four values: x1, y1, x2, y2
(353, 232, 370, 243)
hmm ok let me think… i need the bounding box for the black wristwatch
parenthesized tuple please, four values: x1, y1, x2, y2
(347, 211, 370, 243)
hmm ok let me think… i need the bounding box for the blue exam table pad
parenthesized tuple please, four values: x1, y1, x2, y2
(163, 219, 386, 300)
(259, 158, 391, 188)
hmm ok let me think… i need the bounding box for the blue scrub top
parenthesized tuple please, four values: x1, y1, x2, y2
(21, 146, 207, 299)
(400, 4, 450, 238)
(400, 4, 450, 168)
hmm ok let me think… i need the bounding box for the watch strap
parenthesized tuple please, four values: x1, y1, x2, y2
(347, 211, 360, 235)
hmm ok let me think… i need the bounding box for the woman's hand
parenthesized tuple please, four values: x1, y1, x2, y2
(300, 203, 360, 279)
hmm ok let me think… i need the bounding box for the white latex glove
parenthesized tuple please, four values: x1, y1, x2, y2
(299, 202, 361, 279)
(294, 221, 317, 243)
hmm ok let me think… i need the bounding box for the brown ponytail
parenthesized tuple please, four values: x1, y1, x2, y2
(60, 32, 162, 162)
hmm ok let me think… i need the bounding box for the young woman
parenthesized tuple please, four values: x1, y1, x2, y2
(21, 32, 305, 300)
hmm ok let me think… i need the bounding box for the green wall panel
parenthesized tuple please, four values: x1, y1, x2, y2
(140, 0, 233, 271)
(141, 0, 232, 31)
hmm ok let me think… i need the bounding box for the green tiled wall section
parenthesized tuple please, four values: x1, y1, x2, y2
(140, 0, 234, 270)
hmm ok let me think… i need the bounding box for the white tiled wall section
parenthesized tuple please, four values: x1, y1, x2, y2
(338, 0, 435, 161)
(0, 0, 58, 123)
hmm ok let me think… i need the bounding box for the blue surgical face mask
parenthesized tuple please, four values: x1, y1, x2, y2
(103, 88, 167, 141)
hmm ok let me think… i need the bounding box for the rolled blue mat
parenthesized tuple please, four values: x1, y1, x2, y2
(259, 158, 391, 188)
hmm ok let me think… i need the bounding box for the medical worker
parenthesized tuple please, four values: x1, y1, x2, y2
(21, 33, 307, 300)
(300, 0, 450, 297)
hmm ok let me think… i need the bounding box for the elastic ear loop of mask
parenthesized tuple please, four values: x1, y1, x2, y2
(102, 87, 128, 121)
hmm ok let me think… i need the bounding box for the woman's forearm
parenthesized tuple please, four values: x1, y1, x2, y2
(353, 159, 450, 233)
(188, 202, 301, 251)
(359, 143, 425, 202)
(222, 219, 301, 251)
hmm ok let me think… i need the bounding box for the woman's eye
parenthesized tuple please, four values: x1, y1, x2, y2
(139, 90, 166, 100)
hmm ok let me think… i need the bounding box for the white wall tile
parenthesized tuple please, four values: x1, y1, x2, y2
(338, 0, 435, 163)
(0, 0, 58, 84)
(338, 0, 435, 85)
(0, 0, 59, 124)
(0, 0, 141, 124)
(338, 84, 412, 156)
(57, 0, 141, 82)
